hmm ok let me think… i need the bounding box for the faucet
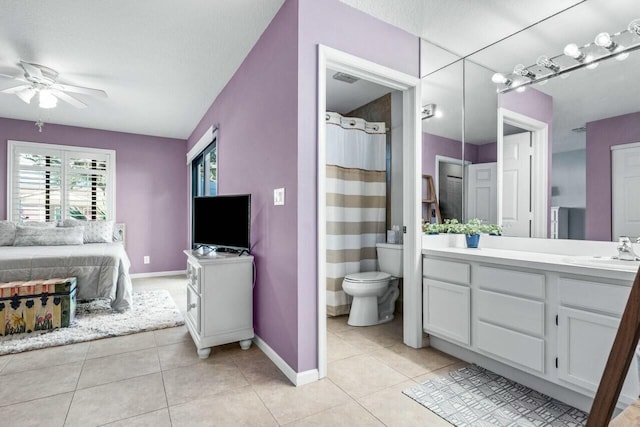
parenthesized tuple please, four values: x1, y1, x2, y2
(616, 236, 640, 261)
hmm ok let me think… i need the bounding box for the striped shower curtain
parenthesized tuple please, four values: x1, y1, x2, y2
(325, 112, 387, 317)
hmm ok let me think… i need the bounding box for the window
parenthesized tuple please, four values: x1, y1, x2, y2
(191, 139, 217, 197)
(8, 141, 115, 222)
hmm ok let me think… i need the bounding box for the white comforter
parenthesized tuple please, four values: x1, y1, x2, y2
(0, 243, 133, 311)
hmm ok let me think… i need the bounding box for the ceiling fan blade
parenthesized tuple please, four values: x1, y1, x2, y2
(52, 83, 107, 98)
(0, 84, 30, 94)
(50, 89, 87, 108)
(15, 88, 37, 104)
(20, 61, 43, 79)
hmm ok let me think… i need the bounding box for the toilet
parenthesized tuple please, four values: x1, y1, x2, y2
(341, 243, 403, 326)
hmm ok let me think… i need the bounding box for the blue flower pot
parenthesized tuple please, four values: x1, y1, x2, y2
(465, 234, 480, 248)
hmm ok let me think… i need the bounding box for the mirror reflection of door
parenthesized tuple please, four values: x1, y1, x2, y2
(612, 144, 640, 239)
(502, 130, 532, 237)
(437, 160, 463, 222)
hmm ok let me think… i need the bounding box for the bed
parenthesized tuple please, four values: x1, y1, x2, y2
(0, 222, 133, 311)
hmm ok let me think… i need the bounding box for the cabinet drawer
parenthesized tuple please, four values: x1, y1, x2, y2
(478, 266, 545, 299)
(477, 290, 544, 337)
(423, 279, 470, 345)
(186, 285, 201, 333)
(423, 258, 470, 285)
(558, 277, 630, 317)
(477, 321, 545, 373)
(187, 261, 202, 293)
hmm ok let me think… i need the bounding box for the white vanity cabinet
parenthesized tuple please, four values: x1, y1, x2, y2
(422, 249, 639, 411)
(556, 277, 637, 401)
(423, 258, 471, 345)
(184, 250, 254, 359)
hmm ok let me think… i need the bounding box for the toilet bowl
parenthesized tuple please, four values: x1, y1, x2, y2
(341, 243, 403, 326)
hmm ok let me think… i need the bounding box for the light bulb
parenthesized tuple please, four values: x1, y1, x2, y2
(563, 43, 582, 59)
(491, 73, 507, 84)
(536, 55, 560, 72)
(616, 51, 630, 61)
(594, 32, 613, 48)
(435, 110, 443, 118)
(39, 90, 57, 109)
(628, 18, 640, 36)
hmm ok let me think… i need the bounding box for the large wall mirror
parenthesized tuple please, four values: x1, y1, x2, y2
(422, 0, 640, 241)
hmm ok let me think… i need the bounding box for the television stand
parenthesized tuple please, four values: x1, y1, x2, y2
(184, 250, 254, 359)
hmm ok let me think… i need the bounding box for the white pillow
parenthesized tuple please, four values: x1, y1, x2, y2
(62, 219, 115, 243)
(0, 221, 16, 246)
(13, 226, 84, 246)
(23, 221, 58, 228)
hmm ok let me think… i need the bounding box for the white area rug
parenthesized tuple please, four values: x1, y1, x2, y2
(0, 290, 184, 355)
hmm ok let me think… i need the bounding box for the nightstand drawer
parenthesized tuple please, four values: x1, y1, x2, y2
(186, 285, 201, 333)
(187, 261, 201, 293)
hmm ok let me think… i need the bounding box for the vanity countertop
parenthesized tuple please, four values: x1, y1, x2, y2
(422, 246, 638, 282)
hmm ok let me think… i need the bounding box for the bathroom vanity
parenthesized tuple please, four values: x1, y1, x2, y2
(422, 235, 640, 412)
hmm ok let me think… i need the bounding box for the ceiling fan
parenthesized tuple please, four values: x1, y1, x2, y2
(0, 61, 107, 109)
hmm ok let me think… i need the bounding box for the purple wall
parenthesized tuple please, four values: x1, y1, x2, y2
(477, 142, 497, 163)
(297, 0, 419, 371)
(0, 117, 188, 274)
(586, 111, 640, 241)
(186, 0, 301, 369)
(422, 133, 478, 178)
(499, 88, 553, 236)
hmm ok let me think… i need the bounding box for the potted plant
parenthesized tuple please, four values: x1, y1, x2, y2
(422, 222, 440, 234)
(460, 219, 502, 248)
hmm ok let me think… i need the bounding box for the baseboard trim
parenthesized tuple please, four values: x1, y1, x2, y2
(253, 335, 319, 386)
(130, 270, 186, 279)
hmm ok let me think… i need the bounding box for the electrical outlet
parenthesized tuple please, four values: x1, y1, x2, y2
(143, 256, 150, 264)
(274, 188, 285, 206)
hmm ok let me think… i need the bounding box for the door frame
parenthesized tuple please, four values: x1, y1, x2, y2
(611, 141, 640, 240)
(497, 108, 548, 238)
(317, 45, 422, 379)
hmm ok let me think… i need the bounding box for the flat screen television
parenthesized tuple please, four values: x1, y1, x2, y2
(193, 194, 251, 252)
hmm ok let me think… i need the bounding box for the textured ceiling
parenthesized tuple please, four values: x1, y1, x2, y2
(0, 0, 285, 139)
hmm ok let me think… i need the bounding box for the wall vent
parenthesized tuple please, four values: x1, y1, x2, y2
(332, 72, 360, 84)
(571, 126, 587, 133)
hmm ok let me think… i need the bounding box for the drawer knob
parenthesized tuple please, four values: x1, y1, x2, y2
(188, 303, 197, 309)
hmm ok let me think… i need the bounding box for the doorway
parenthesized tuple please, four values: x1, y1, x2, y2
(317, 46, 421, 379)
(612, 142, 640, 240)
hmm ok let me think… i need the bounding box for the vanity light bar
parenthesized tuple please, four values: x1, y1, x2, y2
(492, 18, 640, 93)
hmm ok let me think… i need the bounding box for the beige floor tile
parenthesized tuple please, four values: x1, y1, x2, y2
(85, 331, 156, 359)
(233, 347, 291, 387)
(255, 378, 352, 425)
(0, 353, 13, 372)
(358, 380, 453, 427)
(412, 360, 469, 384)
(371, 344, 458, 378)
(162, 357, 248, 406)
(102, 408, 172, 427)
(153, 325, 190, 347)
(77, 347, 160, 389)
(327, 332, 363, 363)
(170, 386, 277, 427)
(65, 373, 167, 427)
(157, 339, 209, 371)
(282, 400, 384, 427)
(0, 361, 82, 407)
(327, 315, 353, 333)
(0, 392, 73, 427)
(1, 342, 89, 375)
(328, 354, 409, 398)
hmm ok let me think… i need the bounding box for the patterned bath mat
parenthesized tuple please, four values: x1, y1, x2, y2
(404, 364, 588, 427)
(0, 290, 184, 355)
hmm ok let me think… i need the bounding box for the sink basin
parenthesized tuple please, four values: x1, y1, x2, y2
(564, 256, 640, 272)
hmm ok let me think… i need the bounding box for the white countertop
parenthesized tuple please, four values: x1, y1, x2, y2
(422, 246, 638, 282)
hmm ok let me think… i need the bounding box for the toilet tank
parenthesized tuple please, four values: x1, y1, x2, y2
(376, 243, 403, 277)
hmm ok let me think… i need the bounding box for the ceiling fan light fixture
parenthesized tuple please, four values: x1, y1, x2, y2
(15, 88, 37, 104)
(39, 89, 57, 109)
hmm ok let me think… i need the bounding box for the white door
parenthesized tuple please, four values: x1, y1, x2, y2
(466, 162, 497, 223)
(612, 144, 640, 240)
(502, 133, 531, 237)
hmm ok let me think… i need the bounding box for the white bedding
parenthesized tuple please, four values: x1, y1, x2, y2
(0, 243, 133, 311)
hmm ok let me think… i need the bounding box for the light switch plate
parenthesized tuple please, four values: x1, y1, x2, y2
(274, 188, 285, 206)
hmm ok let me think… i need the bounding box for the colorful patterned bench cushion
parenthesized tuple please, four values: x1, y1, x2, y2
(0, 277, 77, 335)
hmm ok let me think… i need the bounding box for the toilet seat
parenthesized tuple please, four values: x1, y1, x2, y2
(343, 271, 392, 283)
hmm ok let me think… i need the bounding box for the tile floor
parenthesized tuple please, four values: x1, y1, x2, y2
(0, 275, 464, 426)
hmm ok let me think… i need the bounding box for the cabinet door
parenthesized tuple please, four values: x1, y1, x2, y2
(187, 260, 201, 293)
(186, 285, 201, 334)
(557, 307, 639, 402)
(423, 279, 470, 345)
